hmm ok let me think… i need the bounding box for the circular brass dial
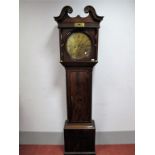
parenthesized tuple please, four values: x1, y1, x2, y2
(66, 32, 92, 60)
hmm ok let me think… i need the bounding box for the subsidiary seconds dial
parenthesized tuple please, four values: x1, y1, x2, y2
(66, 32, 92, 60)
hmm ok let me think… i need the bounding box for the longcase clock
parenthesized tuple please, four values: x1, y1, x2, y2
(54, 6, 103, 155)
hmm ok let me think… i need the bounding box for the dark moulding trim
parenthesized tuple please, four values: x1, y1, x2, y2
(54, 6, 73, 22)
(54, 6, 104, 23)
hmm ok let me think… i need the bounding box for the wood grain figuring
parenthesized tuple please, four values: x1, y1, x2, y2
(19, 144, 135, 155)
(66, 68, 92, 123)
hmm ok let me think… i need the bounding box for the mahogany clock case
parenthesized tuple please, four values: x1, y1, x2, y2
(54, 5, 103, 155)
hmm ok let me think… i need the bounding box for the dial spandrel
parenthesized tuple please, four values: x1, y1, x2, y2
(66, 32, 92, 60)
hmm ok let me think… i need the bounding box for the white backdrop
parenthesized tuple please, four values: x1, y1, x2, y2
(19, 0, 135, 132)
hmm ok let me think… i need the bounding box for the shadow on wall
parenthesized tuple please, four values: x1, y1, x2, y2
(46, 26, 67, 122)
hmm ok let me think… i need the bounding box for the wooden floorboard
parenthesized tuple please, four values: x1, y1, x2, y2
(20, 144, 135, 155)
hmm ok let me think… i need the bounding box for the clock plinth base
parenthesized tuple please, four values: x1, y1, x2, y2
(64, 120, 96, 155)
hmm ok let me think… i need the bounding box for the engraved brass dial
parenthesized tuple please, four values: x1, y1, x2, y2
(66, 32, 92, 60)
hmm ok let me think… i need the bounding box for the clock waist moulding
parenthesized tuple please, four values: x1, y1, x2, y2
(54, 6, 103, 155)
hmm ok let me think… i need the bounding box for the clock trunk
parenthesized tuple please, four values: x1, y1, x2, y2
(66, 67, 92, 123)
